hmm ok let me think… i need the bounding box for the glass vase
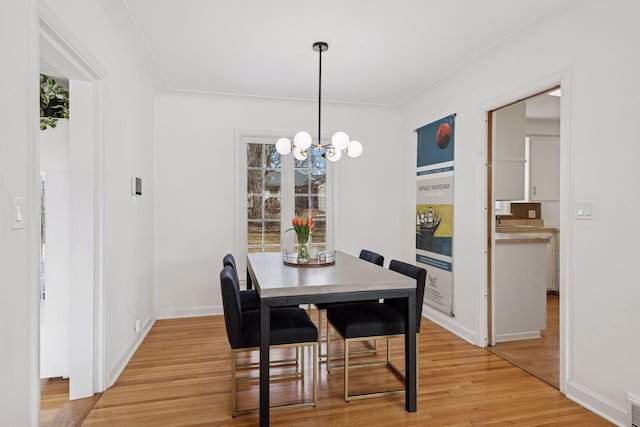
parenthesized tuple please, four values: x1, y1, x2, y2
(296, 241, 310, 263)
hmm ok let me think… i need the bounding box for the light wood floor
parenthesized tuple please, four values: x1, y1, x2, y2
(488, 294, 559, 388)
(41, 311, 609, 426)
(41, 378, 101, 427)
(41, 378, 71, 425)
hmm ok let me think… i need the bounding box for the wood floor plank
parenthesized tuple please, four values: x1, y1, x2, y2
(488, 294, 560, 388)
(75, 313, 611, 426)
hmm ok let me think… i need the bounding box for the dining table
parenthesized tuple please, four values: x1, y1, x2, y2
(246, 250, 418, 426)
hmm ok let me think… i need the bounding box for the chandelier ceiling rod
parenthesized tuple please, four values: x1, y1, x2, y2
(315, 42, 326, 151)
(275, 41, 363, 161)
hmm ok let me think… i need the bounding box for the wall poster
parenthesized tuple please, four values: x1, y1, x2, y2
(416, 114, 455, 316)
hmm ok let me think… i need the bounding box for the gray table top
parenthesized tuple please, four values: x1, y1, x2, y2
(247, 251, 415, 298)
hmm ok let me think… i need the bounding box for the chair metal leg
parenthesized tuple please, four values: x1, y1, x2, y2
(336, 334, 420, 402)
(312, 341, 318, 406)
(232, 349, 238, 417)
(326, 322, 332, 373)
(231, 341, 319, 417)
(318, 309, 326, 359)
(344, 339, 349, 402)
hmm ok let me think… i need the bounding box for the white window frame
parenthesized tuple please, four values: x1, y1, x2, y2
(234, 130, 334, 285)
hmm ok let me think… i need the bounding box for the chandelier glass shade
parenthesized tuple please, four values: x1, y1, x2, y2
(275, 42, 363, 162)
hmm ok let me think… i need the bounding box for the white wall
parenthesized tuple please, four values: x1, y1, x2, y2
(0, 0, 39, 425)
(41, 0, 159, 386)
(154, 92, 402, 317)
(400, 0, 640, 424)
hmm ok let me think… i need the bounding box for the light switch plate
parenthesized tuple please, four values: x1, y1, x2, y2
(576, 200, 595, 220)
(13, 197, 25, 230)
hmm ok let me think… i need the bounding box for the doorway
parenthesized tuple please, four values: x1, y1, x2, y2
(38, 4, 107, 423)
(486, 87, 561, 388)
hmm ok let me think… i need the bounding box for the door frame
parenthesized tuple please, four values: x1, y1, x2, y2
(483, 70, 571, 395)
(39, 3, 107, 399)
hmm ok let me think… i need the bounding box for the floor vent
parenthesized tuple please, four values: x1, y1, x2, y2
(629, 392, 640, 427)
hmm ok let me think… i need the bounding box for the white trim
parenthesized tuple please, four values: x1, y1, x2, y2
(424, 307, 476, 346)
(495, 331, 541, 343)
(558, 69, 572, 396)
(233, 130, 244, 277)
(28, 2, 42, 425)
(566, 380, 627, 426)
(108, 317, 155, 388)
(38, 3, 106, 80)
(155, 306, 223, 320)
(92, 79, 107, 393)
(478, 109, 491, 348)
(628, 392, 640, 427)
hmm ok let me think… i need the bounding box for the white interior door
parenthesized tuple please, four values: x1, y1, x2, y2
(40, 120, 71, 379)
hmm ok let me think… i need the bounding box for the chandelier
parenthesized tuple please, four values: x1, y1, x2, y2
(275, 42, 363, 162)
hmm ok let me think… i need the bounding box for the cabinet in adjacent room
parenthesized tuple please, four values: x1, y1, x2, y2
(493, 102, 526, 201)
(529, 136, 560, 201)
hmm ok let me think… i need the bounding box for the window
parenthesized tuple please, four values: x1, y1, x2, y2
(246, 142, 282, 253)
(237, 134, 331, 267)
(294, 148, 327, 249)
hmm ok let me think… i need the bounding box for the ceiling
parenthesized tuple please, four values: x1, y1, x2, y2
(123, 0, 573, 106)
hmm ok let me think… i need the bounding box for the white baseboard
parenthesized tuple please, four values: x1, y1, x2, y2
(628, 392, 640, 427)
(424, 306, 476, 345)
(495, 331, 541, 343)
(108, 316, 155, 388)
(566, 379, 627, 426)
(155, 305, 223, 320)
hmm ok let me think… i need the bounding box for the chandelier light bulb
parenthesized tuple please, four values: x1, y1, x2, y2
(293, 145, 308, 161)
(326, 147, 342, 162)
(293, 131, 312, 151)
(331, 131, 349, 151)
(275, 137, 292, 155)
(347, 140, 363, 158)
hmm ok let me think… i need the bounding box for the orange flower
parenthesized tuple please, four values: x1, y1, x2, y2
(287, 216, 314, 244)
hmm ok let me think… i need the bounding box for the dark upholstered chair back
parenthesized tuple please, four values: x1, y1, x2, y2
(220, 265, 244, 349)
(384, 260, 427, 333)
(359, 249, 384, 266)
(223, 253, 238, 275)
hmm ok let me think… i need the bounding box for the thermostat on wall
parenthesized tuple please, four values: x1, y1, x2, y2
(131, 176, 142, 196)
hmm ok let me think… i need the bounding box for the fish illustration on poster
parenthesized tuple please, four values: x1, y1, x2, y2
(415, 114, 455, 317)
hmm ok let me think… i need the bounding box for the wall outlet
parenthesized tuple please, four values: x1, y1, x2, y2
(528, 209, 536, 219)
(134, 318, 141, 334)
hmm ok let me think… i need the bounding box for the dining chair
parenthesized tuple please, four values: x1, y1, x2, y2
(223, 253, 260, 311)
(313, 249, 384, 359)
(325, 259, 426, 402)
(223, 253, 300, 368)
(220, 265, 318, 417)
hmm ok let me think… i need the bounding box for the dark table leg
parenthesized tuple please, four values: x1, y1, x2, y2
(405, 291, 417, 412)
(246, 267, 253, 289)
(260, 299, 270, 426)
